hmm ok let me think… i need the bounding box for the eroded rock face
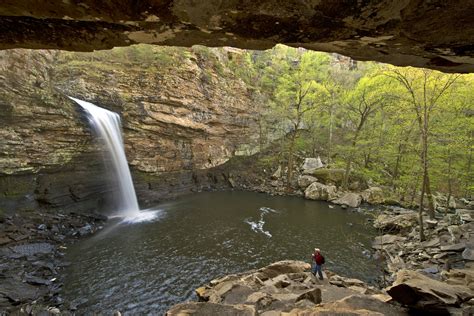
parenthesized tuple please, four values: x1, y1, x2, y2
(1, 1, 474, 73)
(0, 47, 259, 211)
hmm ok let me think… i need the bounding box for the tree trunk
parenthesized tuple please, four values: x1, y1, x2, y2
(446, 154, 453, 214)
(392, 141, 403, 185)
(286, 130, 297, 189)
(418, 174, 426, 241)
(421, 109, 435, 219)
(425, 174, 435, 219)
(466, 132, 473, 196)
(327, 107, 333, 166)
(342, 130, 360, 190)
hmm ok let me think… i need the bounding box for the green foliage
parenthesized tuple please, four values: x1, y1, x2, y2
(245, 45, 473, 197)
(58, 43, 473, 198)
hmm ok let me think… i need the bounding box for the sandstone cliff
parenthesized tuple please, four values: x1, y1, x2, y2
(0, 45, 259, 212)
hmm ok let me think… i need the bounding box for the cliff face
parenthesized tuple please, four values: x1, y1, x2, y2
(0, 46, 259, 212)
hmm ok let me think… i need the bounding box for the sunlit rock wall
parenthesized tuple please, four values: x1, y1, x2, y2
(0, 47, 259, 212)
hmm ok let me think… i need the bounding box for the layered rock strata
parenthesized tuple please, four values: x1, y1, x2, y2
(0, 47, 259, 213)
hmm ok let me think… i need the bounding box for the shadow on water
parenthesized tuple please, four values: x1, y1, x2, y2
(62, 191, 379, 314)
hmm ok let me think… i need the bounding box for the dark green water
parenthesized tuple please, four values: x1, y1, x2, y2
(62, 191, 379, 314)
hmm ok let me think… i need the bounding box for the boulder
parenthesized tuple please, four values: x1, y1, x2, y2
(256, 261, 311, 281)
(222, 285, 256, 305)
(387, 269, 473, 310)
(448, 197, 457, 209)
(373, 213, 418, 234)
(0, 278, 40, 304)
(297, 175, 318, 189)
(301, 157, 324, 174)
(421, 237, 440, 248)
(304, 182, 337, 201)
(333, 193, 362, 208)
(321, 294, 407, 316)
(425, 219, 438, 229)
(306, 168, 345, 186)
(10, 243, 56, 256)
(444, 269, 474, 291)
(295, 288, 322, 304)
(440, 243, 466, 252)
(271, 166, 282, 180)
(329, 275, 366, 288)
(462, 248, 474, 261)
(372, 234, 407, 250)
(166, 302, 255, 316)
(456, 209, 474, 222)
(361, 187, 385, 205)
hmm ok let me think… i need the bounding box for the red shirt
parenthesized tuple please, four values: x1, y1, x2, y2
(313, 253, 324, 265)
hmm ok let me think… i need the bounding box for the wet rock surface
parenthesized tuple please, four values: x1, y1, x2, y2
(0, 210, 106, 313)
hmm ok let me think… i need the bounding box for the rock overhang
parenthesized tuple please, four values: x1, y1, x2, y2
(0, 0, 473, 72)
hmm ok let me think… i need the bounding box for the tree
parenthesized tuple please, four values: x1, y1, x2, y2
(272, 49, 330, 187)
(340, 71, 394, 189)
(386, 67, 460, 240)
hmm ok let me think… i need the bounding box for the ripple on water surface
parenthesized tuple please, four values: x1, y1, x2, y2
(62, 191, 379, 314)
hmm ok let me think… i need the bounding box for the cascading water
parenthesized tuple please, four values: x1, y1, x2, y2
(69, 96, 157, 223)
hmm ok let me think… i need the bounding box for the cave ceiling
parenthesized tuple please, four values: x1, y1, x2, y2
(1, 0, 473, 72)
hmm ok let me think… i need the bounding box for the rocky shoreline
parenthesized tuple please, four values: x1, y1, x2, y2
(167, 259, 473, 315)
(0, 210, 106, 314)
(165, 158, 474, 315)
(1, 159, 473, 315)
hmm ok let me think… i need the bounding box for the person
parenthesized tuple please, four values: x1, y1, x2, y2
(311, 248, 325, 280)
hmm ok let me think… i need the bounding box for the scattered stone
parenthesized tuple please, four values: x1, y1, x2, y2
(421, 266, 439, 274)
(0, 279, 39, 303)
(373, 213, 418, 234)
(10, 242, 55, 256)
(456, 209, 473, 222)
(422, 237, 440, 248)
(297, 175, 318, 189)
(24, 275, 52, 286)
(271, 166, 281, 180)
(78, 224, 92, 236)
(448, 196, 457, 209)
(295, 288, 322, 304)
(462, 248, 474, 261)
(304, 182, 337, 201)
(321, 294, 407, 316)
(37, 224, 47, 230)
(361, 187, 385, 205)
(387, 269, 473, 309)
(333, 193, 362, 208)
(425, 219, 438, 229)
(306, 168, 345, 186)
(301, 157, 324, 174)
(167, 302, 256, 316)
(372, 235, 406, 249)
(222, 285, 255, 305)
(440, 243, 466, 252)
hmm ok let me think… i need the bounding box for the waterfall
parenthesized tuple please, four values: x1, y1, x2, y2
(69, 97, 157, 223)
